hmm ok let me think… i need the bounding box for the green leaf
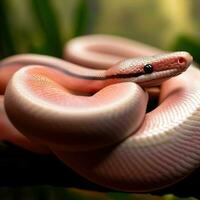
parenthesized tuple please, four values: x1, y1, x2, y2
(31, 0, 62, 57)
(73, 0, 99, 37)
(0, 0, 16, 59)
(170, 34, 200, 64)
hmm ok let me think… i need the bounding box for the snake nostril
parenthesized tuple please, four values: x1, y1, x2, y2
(178, 57, 186, 65)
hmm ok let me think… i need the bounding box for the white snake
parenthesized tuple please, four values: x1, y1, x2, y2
(1, 35, 200, 192)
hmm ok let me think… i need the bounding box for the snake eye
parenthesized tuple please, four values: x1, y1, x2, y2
(144, 64, 153, 74)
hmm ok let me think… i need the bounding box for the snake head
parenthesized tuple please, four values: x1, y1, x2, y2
(106, 51, 193, 87)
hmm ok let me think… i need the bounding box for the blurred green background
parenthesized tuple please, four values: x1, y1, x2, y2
(1, 0, 200, 61)
(0, 0, 200, 199)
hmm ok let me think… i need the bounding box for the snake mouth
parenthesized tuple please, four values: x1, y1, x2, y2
(127, 68, 181, 87)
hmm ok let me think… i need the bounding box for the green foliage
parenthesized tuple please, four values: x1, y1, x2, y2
(73, 0, 99, 36)
(170, 34, 200, 64)
(0, 0, 99, 58)
(31, 0, 62, 57)
(0, 0, 16, 59)
(0, 187, 196, 200)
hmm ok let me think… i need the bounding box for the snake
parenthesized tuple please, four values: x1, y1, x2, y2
(1, 34, 200, 192)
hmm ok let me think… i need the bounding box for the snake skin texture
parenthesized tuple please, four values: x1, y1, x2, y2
(1, 35, 200, 192)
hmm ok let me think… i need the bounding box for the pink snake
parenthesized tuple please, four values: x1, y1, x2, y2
(0, 34, 200, 192)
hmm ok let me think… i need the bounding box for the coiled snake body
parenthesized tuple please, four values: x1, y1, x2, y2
(0, 35, 200, 192)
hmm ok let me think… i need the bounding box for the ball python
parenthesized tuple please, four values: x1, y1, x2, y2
(1, 34, 200, 192)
